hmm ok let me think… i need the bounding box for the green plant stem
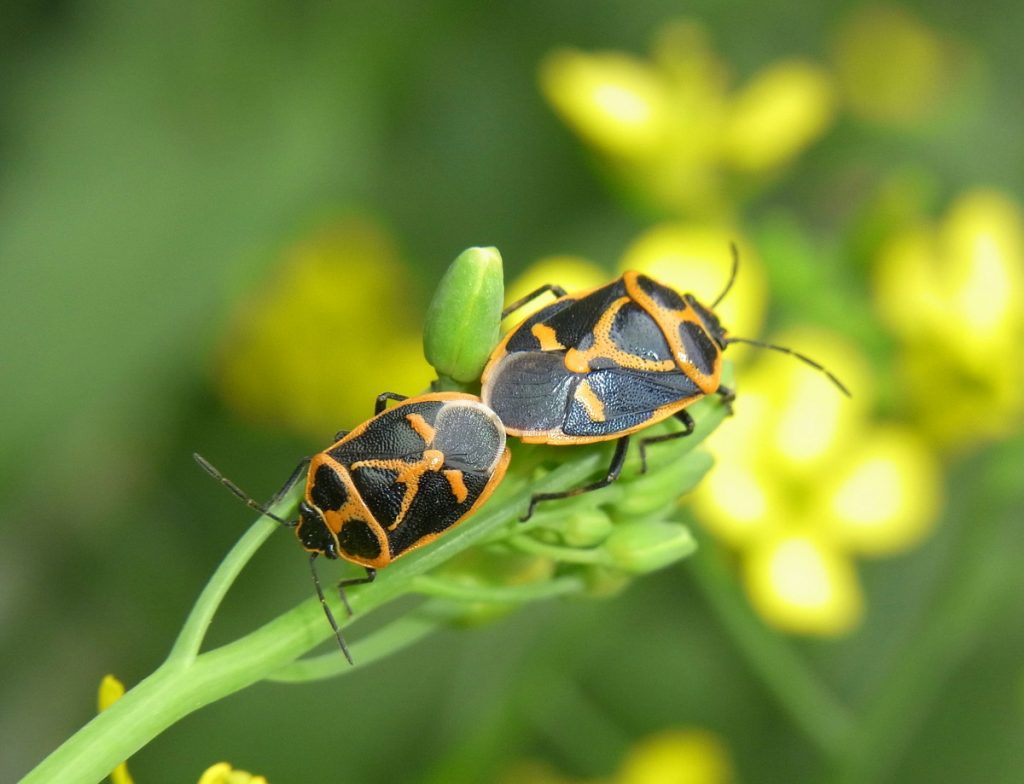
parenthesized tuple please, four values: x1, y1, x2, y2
(688, 534, 855, 757)
(410, 573, 588, 601)
(268, 597, 467, 684)
(21, 445, 613, 784)
(26, 392, 725, 784)
(506, 535, 610, 564)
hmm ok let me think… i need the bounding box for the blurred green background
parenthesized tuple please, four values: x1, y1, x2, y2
(2, 1, 1023, 782)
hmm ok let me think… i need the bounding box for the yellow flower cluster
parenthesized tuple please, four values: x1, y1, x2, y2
(217, 218, 434, 440)
(197, 762, 268, 784)
(540, 21, 836, 215)
(873, 189, 1024, 449)
(501, 727, 733, 784)
(691, 329, 942, 635)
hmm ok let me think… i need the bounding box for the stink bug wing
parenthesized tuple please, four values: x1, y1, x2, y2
(497, 280, 627, 356)
(328, 401, 443, 464)
(561, 366, 704, 440)
(531, 279, 627, 350)
(482, 351, 581, 436)
(430, 400, 507, 473)
(383, 399, 509, 559)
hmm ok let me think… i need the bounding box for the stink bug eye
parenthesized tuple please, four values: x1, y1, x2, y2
(196, 391, 511, 664)
(480, 244, 850, 519)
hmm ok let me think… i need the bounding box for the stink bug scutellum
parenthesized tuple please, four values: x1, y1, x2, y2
(481, 245, 850, 520)
(196, 391, 510, 663)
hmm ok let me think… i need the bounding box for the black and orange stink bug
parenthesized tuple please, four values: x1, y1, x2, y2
(481, 246, 849, 520)
(196, 391, 510, 662)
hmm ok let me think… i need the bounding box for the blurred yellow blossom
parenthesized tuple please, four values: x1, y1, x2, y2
(615, 728, 733, 784)
(832, 5, 965, 125)
(499, 727, 732, 784)
(197, 762, 268, 784)
(540, 21, 836, 215)
(218, 218, 434, 440)
(692, 329, 943, 636)
(873, 189, 1024, 448)
(97, 675, 133, 784)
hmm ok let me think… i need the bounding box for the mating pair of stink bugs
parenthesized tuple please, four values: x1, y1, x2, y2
(198, 248, 849, 662)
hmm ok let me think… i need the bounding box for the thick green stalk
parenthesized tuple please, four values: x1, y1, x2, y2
(688, 535, 855, 757)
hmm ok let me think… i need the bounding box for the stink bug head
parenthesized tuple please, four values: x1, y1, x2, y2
(295, 500, 338, 558)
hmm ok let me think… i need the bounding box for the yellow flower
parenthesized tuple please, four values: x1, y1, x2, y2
(217, 217, 434, 440)
(832, 5, 966, 126)
(197, 762, 268, 784)
(97, 675, 134, 784)
(615, 728, 733, 784)
(540, 20, 836, 215)
(499, 727, 732, 784)
(873, 189, 1024, 448)
(692, 328, 942, 636)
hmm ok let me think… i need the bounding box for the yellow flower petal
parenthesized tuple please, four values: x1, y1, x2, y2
(744, 533, 863, 636)
(873, 189, 1024, 446)
(824, 426, 941, 555)
(723, 60, 836, 172)
(833, 5, 955, 124)
(198, 762, 268, 784)
(940, 190, 1024, 354)
(616, 728, 733, 784)
(97, 675, 134, 784)
(540, 49, 672, 160)
(690, 455, 786, 547)
(745, 328, 873, 475)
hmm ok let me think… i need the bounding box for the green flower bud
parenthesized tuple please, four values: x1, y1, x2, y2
(612, 449, 714, 519)
(423, 246, 505, 384)
(580, 565, 632, 598)
(560, 509, 615, 548)
(603, 520, 697, 574)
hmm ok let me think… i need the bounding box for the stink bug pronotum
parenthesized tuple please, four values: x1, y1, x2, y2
(481, 245, 850, 520)
(196, 391, 510, 663)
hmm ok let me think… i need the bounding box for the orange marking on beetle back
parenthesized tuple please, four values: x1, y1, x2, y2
(564, 348, 590, 374)
(575, 379, 606, 422)
(531, 323, 564, 351)
(443, 469, 469, 503)
(405, 413, 436, 444)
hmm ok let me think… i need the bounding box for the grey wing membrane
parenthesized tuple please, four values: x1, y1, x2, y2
(483, 351, 580, 435)
(562, 365, 703, 438)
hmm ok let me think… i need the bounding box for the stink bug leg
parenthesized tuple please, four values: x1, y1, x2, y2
(374, 391, 409, 414)
(521, 437, 631, 521)
(336, 567, 377, 615)
(637, 410, 696, 475)
(501, 283, 568, 320)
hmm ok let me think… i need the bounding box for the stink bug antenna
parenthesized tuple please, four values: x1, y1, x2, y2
(711, 243, 741, 309)
(725, 337, 852, 397)
(308, 554, 354, 665)
(192, 452, 291, 526)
